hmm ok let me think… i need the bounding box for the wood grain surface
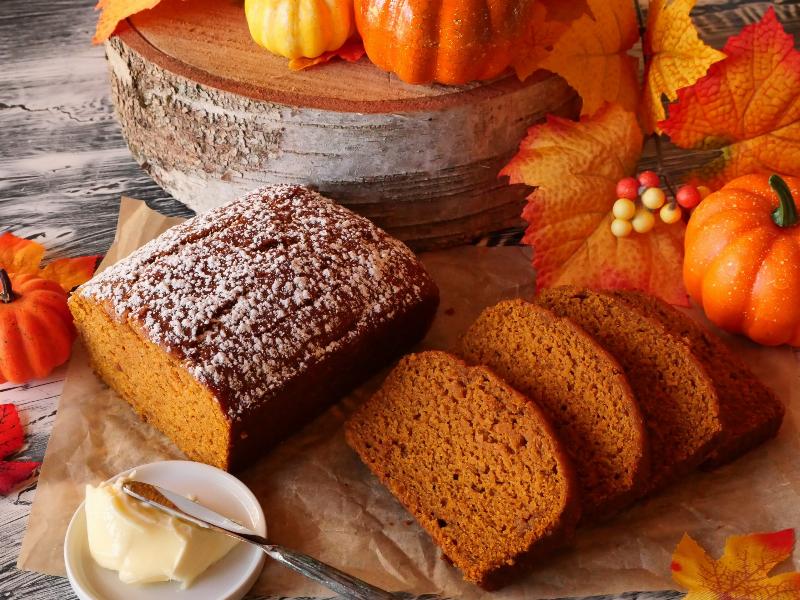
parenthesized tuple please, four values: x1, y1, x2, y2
(1, 1, 799, 599)
(123, 0, 543, 111)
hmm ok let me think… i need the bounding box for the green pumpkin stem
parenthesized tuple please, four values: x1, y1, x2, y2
(0, 269, 14, 304)
(770, 174, 798, 228)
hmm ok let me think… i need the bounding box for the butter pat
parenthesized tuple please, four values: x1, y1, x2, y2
(84, 475, 239, 588)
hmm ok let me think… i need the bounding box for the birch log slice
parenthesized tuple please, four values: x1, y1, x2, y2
(108, 0, 578, 249)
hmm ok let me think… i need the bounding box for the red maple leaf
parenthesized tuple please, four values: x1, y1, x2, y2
(0, 462, 39, 495)
(288, 38, 366, 71)
(0, 404, 40, 496)
(660, 8, 800, 189)
(0, 403, 24, 458)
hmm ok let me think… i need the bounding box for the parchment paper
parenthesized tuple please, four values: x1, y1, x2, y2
(18, 197, 800, 599)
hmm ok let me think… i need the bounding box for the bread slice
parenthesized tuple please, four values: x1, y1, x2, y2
(536, 287, 723, 492)
(611, 290, 784, 468)
(460, 299, 648, 518)
(345, 351, 580, 589)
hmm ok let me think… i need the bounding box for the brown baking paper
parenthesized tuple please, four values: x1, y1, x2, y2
(18, 197, 800, 599)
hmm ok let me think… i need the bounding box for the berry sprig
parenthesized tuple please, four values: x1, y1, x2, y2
(610, 171, 710, 238)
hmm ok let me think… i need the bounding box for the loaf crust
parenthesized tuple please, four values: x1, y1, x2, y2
(345, 351, 581, 589)
(70, 185, 439, 470)
(460, 299, 649, 518)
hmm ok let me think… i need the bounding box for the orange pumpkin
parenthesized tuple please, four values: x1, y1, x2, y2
(0, 269, 76, 383)
(354, 0, 536, 84)
(684, 174, 800, 346)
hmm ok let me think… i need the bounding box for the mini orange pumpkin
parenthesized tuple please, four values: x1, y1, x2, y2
(684, 174, 800, 346)
(354, 0, 536, 84)
(0, 269, 76, 383)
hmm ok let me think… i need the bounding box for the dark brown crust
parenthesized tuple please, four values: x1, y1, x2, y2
(611, 290, 785, 469)
(228, 291, 439, 470)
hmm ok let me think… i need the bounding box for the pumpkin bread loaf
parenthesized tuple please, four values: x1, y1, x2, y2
(611, 290, 784, 468)
(70, 185, 439, 471)
(460, 299, 648, 518)
(536, 287, 723, 492)
(345, 351, 580, 589)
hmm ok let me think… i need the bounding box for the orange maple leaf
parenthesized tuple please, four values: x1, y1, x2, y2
(514, 2, 579, 82)
(288, 38, 366, 71)
(501, 103, 688, 306)
(531, 0, 639, 116)
(672, 529, 800, 600)
(92, 0, 163, 44)
(0, 233, 99, 292)
(660, 8, 800, 190)
(640, 0, 725, 134)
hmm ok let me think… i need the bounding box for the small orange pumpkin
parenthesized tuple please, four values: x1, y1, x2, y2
(0, 269, 76, 383)
(354, 0, 536, 84)
(684, 174, 800, 346)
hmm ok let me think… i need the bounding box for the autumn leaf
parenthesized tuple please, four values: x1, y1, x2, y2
(0, 404, 24, 459)
(0, 232, 99, 292)
(514, 3, 574, 81)
(531, 0, 639, 116)
(0, 462, 39, 495)
(660, 7, 800, 189)
(0, 404, 39, 496)
(0, 233, 44, 276)
(672, 529, 800, 599)
(501, 102, 688, 305)
(288, 38, 366, 71)
(640, 0, 725, 134)
(93, 0, 163, 44)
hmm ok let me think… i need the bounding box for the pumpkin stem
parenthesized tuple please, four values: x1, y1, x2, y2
(0, 269, 14, 304)
(770, 174, 798, 228)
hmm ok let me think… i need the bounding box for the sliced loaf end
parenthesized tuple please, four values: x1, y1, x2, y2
(345, 350, 580, 589)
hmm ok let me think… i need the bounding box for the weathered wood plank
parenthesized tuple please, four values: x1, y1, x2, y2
(1, 0, 799, 599)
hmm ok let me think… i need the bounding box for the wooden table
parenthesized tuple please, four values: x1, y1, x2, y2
(1, 1, 797, 598)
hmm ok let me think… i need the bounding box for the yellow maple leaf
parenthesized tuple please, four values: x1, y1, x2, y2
(672, 529, 800, 600)
(93, 0, 163, 44)
(641, 0, 726, 133)
(533, 0, 639, 116)
(501, 103, 688, 305)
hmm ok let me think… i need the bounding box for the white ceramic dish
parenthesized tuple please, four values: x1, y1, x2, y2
(64, 460, 266, 600)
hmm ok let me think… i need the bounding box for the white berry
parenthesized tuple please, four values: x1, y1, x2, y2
(611, 218, 633, 238)
(641, 187, 666, 209)
(612, 198, 636, 220)
(660, 203, 683, 224)
(632, 207, 656, 233)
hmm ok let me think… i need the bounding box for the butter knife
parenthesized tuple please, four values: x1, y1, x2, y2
(122, 480, 397, 600)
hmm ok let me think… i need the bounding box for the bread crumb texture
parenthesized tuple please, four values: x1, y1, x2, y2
(345, 351, 580, 589)
(460, 299, 648, 518)
(610, 290, 784, 467)
(536, 287, 724, 492)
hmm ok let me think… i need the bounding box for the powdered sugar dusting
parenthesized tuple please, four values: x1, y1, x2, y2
(77, 185, 436, 420)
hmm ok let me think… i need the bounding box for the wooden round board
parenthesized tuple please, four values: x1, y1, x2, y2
(108, 0, 578, 249)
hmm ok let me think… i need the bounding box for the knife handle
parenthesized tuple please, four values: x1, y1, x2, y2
(261, 542, 397, 600)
